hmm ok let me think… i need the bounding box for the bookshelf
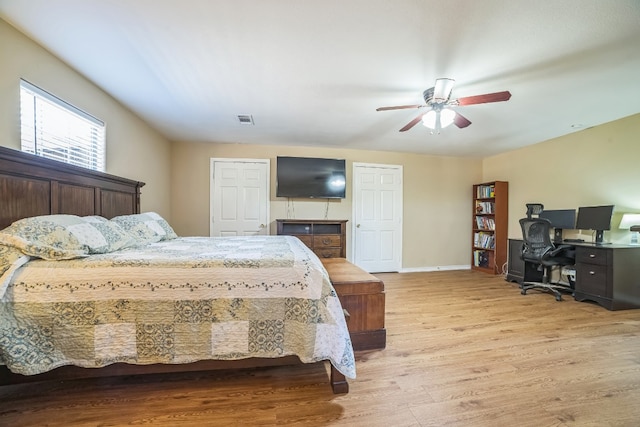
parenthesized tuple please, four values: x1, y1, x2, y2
(472, 181, 508, 274)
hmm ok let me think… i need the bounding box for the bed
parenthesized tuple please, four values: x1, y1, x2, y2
(0, 146, 354, 393)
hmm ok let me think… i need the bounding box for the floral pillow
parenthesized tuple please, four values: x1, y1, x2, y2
(110, 212, 178, 245)
(0, 214, 139, 259)
(0, 215, 88, 260)
(73, 216, 138, 253)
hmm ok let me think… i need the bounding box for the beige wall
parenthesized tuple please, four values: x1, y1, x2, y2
(171, 140, 482, 269)
(483, 112, 640, 245)
(170, 113, 640, 270)
(0, 19, 172, 218)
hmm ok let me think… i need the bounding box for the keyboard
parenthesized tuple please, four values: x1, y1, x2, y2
(564, 238, 585, 243)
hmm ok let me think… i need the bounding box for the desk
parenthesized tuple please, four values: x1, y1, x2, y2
(573, 243, 640, 310)
(507, 239, 640, 310)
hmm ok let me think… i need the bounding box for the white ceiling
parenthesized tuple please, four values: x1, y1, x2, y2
(2, 0, 640, 157)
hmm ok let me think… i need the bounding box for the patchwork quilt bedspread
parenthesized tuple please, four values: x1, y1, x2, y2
(0, 236, 355, 378)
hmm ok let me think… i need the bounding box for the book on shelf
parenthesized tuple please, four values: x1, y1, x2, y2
(476, 184, 496, 199)
(475, 216, 495, 230)
(473, 250, 490, 268)
(475, 201, 495, 214)
(474, 232, 495, 249)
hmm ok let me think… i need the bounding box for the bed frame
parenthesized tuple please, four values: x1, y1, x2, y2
(0, 146, 348, 393)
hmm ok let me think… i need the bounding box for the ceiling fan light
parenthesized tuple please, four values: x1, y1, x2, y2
(440, 108, 456, 128)
(422, 110, 437, 129)
(433, 78, 455, 102)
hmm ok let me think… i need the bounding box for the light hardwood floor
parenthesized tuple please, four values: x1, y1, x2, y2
(2, 270, 640, 426)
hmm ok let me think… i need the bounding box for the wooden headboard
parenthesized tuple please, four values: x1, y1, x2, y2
(0, 146, 145, 230)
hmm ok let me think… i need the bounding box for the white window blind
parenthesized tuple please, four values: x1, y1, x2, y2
(20, 79, 106, 172)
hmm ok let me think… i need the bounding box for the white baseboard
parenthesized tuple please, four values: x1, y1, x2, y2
(399, 264, 471, 273)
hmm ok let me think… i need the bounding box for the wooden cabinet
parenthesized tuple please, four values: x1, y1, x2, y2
(472, 181, 508, 274)
(276, 219, 347, 258)
(573, 244, 640, 310)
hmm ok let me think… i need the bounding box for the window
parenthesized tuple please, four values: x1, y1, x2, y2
(20, 79, 106, 171)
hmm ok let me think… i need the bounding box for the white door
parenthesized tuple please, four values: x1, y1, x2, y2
(352, 163, 403, 272)
(210, 158, 270, 236)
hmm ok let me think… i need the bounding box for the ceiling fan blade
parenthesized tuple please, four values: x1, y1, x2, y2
(456, 91, 512, 106)
(433, 78, 455, 102)
(399, 113, 426, 132)
(376, 104, 423, 111)
(453, 112, 472, 128)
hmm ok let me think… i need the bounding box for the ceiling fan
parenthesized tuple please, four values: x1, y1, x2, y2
(376, 78, 511, 133)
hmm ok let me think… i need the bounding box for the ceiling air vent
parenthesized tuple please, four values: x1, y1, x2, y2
(237, 114, 254, 125)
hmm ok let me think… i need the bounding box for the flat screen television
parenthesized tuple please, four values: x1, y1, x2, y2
(540, 209, 576, 242)
(575, 205, 614, 244)
(276, 156, 346, 199)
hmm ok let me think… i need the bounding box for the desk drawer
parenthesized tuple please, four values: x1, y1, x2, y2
(576, 263, 611, 298)
(313, 235, 341, 248)
(576, 247, 609, 266)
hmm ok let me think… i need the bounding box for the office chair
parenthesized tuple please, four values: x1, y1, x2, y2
(519, 203, 576, 301)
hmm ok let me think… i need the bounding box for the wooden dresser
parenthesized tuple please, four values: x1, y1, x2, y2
(321, 258, 386, 351)
(276, 219, 347, 258)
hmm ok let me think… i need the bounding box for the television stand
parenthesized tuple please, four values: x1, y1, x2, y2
(276, 219, 347, 258)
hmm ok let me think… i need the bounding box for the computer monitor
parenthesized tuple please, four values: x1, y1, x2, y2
(539, 209, 576, 242)
(575, 205, 614, 244)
